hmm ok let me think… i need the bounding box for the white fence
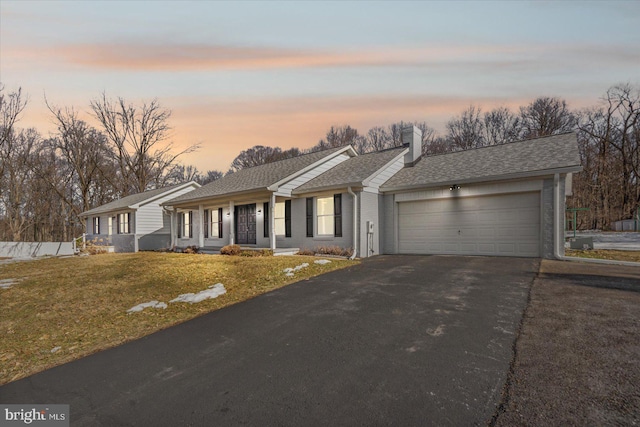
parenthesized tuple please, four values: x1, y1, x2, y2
(0, 242, 75, 259)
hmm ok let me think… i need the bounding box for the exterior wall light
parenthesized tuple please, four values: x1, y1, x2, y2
(450, 184, 461, 191)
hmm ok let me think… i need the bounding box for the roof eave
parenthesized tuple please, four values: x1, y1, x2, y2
(361, 148, 408, 187)
(380, 165, 583, 193)
(292, 182, 364, 196)
(267, 145, 356, 192)
(129, 182, 201, 209)
(162, 187, 273, 207)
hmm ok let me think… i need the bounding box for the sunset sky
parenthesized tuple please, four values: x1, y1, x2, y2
(1, 1, 638, 172)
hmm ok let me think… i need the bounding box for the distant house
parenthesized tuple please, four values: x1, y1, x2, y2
(161, 129, 582, 259)
(80, 182, 201, 252)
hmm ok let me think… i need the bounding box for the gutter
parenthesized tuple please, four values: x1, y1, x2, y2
(347, 186, 358, 260)
(380, 165, 583, 194)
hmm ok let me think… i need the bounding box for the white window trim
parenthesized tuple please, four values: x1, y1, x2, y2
(316, 196, 334, 237)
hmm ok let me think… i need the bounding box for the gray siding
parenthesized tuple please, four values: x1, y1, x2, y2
(541, 178, 554, 259)
(382, 194, 396, 254)
(138, 234, 171, 251)
(285, 192, 354, 252)
(367, 155, 406, 189)
(358, 190, 380, 257)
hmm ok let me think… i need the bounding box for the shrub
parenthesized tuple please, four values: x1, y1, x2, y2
(297, 248, 315, 256)
(183, 245, 200, 254)
(220, 244, 241, 256)
(83, 238, 108, 255)
(314, 245, 353, 257)
(239, 249, 274, 257)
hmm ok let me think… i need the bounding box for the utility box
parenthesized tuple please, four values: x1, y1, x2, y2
(569, 237, 594, 250)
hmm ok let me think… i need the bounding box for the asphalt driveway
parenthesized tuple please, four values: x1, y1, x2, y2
(0, 255, 538, 426)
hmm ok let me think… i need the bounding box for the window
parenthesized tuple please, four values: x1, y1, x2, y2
(179, 211, 193, 238)
(317, 197, 334, 236)
(93, 217, 100, 234)
(108, 217, 113, 236)
(209, 208, 223, 238)
(275, 202, 286, 236)
(316, 194, 342, 237)
(117, 213, 130, 234)
(274, 200, 292, 237)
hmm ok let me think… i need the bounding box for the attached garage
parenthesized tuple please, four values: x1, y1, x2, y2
(397, 192, 541, 257)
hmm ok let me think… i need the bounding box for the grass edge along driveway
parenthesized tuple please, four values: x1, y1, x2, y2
(0, 252, 356, 385)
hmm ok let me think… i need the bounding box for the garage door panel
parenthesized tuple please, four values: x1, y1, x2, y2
(398, 192, 540, 257)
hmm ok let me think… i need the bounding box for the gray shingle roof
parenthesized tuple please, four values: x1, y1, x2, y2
(81, 182, 196, 216)
(381, 132, 581, 191)
(294, 146, 406, 193)
(166, 146, 347, 205)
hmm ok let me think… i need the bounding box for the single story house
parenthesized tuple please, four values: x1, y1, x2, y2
(80, 181, 201, 252)
(161, 128, 581, 259)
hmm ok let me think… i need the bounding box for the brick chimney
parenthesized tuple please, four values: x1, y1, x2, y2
(403, 125, 423, 167)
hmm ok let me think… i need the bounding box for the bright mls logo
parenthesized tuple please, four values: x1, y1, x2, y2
(0, 405, 69, 427)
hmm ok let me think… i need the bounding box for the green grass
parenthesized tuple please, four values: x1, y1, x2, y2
(0, 252, 356, 385)
(566, 249, 640, 263)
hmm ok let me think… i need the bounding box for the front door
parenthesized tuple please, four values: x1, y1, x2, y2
(235, 204, 256, 244)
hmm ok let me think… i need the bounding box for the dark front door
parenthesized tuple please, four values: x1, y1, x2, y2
(235, 204, 256, 245)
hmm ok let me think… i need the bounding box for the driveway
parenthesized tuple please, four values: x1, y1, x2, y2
(0, 255, 537, 426)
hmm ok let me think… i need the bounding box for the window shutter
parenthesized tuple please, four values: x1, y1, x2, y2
(188, 211, 193, 238)
(334, 194, 342, 237)
(306, 198, 314, 237)
(127, 212, 131, 234)
(203, 209, 209, 238)
(263, 202, 269, 238)
(285, 199, 292, 238)
(177, 213, 182, 238)
(218, 208, 223, 238)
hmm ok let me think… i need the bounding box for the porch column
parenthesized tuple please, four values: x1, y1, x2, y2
(229, 200, 235, 245)
(270, 193, 276, 250)
(198, 204, 204, 248)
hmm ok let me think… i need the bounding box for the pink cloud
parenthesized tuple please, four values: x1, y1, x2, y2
(13, 41, 531, 72)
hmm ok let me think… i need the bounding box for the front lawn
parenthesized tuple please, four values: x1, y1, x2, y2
(0, 252, 356, 385)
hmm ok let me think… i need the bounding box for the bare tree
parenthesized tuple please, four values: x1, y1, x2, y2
(0, 85, 28, 192)
(230, 145, 301, 171)
(483, 107, 521, 145)
(0, 128, 39, 240)
(45, 100, 113, 213)
(446, 105, 486, 150)
(519, 97, 576, 139)
(90, 93, 199, 194)
(312, 125, 361, 152)
(365, 126, 389, 152)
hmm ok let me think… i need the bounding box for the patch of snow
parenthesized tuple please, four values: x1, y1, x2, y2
(170, 283, 226, 304)
(314, 259, 331, 265)
(283, 263, 310, 276)
(50, 346, 61, 353)
(570, 231, 640, 251)
(127, 300, 168, 313)
(0, 278, 19, 289)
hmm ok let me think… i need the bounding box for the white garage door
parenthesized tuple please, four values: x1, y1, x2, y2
(398, 192, 540, 257)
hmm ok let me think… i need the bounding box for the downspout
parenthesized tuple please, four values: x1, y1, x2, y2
(552, 173, 640, 266)
(554, 173, 563, 260)
(347, 186, 358, 260)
